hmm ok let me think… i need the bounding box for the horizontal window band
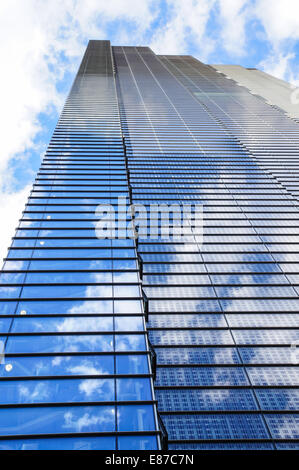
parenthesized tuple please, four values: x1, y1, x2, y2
(167, 438, 299, 443)
(3, 270, 299, 276)
(146, 295, 299, 299)
(144, 284, 299, 287)
(9, 247, 299, 253)
(159, 410, 299, 415)
(8, 247, 136, 251)
(0, 400, 157, 409)
(0, 313, 297, 321)
(1, 320, 298, 331)
(30, 190, 129, 194)
(0, 283, 142, 287)
(1, 351, 150, 357)
(7, 255, 296, 260)
(140, 261, 299, 264)
(18, 221, 299, 228)
(155, 385, 299, 390)
(147, 327, 299, 331)
(0, 296, 142, 302)
(0, 331, 147, 336)
(155, 363, 299, 368)
(0, 373, 153, 381)
(1, 270, 140, 273)
(0, 297, 143, 302)
(0, 431, 161, 440)
(147, 311, 298, 315)
(151, 343, 299, 348)
(4, 258, 138, 262)
(0, 313, 145, 318)
(2, 269, 299, 275)
(1, 296, 299, 302)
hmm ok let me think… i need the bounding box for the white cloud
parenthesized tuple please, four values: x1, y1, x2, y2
(218, 0, 249, 56)
(0, 185, 31, 264)
(259, 52, 296, 83)
(149, 0, 216, 59)
(253, 0, 299, 81)
(254, 0, 299, 46)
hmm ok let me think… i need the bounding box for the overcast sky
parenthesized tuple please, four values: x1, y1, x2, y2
(1, 0, 299, 262)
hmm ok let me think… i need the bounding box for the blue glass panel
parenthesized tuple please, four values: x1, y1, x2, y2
(168, 443, 274, 450)
(156, 367, 248, 386)
(113, 259, 136, 270)
(21, 285, 113, 299)
(0, 318, 11, 333)
(11, 316, 113, 333)
(275, 443, 299, 450)
(16, 300, 113, 315)
(117, 378, 152, 401)
(156, 388, 258, 411)
(0, 355, 114, 377)
(0, 406, 115, 435)
(116, 355, 149, 374)
(265, 414, 299, 439)
(162, 414, 270, 440)
(240, 347, 295, 364)
(0, 302, 17, 315)
(247, 367, 299, 386)
(256, 389, 299, 411)
(0, 436, 116, 450)
(0, 273, 26, 284)
(28, 259, 113, 270)
(2, 261, 29, 271)
(0, 378, 115, 404)
(31, 248, 112, 258)
(117, 404, 156, 431)
(115, 316, 144, 331)
(156, 347, 240, 365)
(114, 300, 142, 313)
(115, 334, 146, 351)
(6, 334, 114, 353)
(26, 272, 113, 283)
(118, 435, 158, 450)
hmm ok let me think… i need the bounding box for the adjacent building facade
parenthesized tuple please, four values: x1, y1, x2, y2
(0, 40, 298, 450)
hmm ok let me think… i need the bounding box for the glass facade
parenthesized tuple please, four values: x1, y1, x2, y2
(114, 46, 299, 450)
(0, 40, 298, 450)
(0, 41, 160, 451)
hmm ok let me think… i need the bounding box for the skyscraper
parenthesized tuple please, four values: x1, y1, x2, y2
(0, 40, 298, 451)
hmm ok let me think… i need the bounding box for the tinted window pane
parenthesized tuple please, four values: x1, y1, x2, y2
(0, 355, 114, 377)
(0, 378, 115, 404)
(117, 404, 156, 431)
(0, 437, 116, 450)
(0, 406, 115, 435)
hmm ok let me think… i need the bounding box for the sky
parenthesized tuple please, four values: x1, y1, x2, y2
(1, 0, 299, 262)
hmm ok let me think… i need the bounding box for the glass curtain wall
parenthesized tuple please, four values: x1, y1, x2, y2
(113, 46, 299, 450)
(0, 39, 298, 451)
(0, 41, 160, 451)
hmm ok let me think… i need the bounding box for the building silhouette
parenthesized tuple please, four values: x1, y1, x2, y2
(0, 40, 298, 450)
